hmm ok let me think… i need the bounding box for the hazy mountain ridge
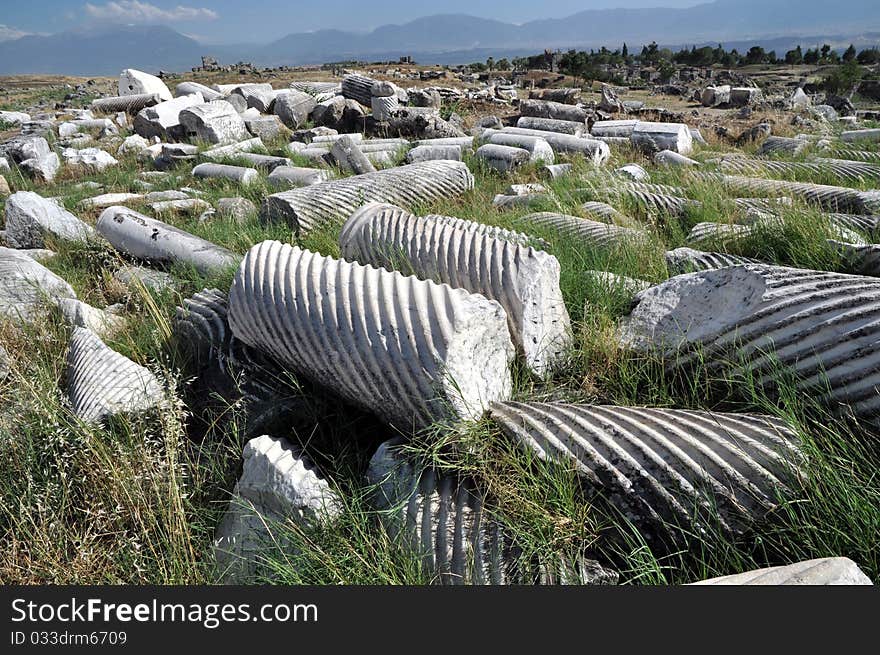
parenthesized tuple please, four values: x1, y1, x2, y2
(0, 2, 878, 75)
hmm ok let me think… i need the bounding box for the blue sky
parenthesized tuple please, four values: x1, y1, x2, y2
(0, 0, 704, 44)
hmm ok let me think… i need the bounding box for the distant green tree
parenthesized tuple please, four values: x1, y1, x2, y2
(744, 46, 767, 64)
(823, 60, 864, 94)
(843, 44, 857, 62)
(486, 57, 495, 71)
(496, 58, 510, 71)
(803, 48, 820, 65)
(785, 45, 803, 65)
(622, 43, 629, 59)
(857, 48, 880, 64)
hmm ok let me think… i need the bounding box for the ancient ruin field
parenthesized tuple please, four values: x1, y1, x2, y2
(0, 66, 878, 585)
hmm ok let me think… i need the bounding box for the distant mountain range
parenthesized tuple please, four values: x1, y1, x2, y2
(0, 1, 878, 75)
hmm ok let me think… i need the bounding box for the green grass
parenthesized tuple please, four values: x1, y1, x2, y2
(1, 102, 879, 585)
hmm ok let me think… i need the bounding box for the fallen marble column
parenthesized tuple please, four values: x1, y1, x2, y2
(330, 135, 376, 174)
(214, 434, 341, 583)
(119, 68, 172, 101)
(260, 160, 474, 235)
(4, 191, 95, 249)
(690, 558, 873, 585)
(581, 201, 635, 225)
(490, 401, 801, 536)
(192, 162, 259, 185)
(413, 136, 474, 148)
(518, 212, 646, 249)
(516, 116, 585, 136)
(366, 439, 619, 585)
(0, 247, 76, 324)
(339, 203, 571, 374)
(273, 90, 317, 129)
(482, 133, 554, 164)
(92, 93, 161, 115)
(290, 81, 341, 95)
(590, 120, 638, 138)
(665, 247, 761, 275)
(476, 144, 532, 173)
(685, 222, 754, 248)
(528, 88, 580, 104)
(267, 166, 332, 189)
(631, 121, 694, 155)
(371, 94, 399, 121)
(655, 150, 699, 167)
(519, 99, 589, 123)
(490, 128, 610, 163)
(66, 326, 163, 423)
(233, 152, 291, 172)
(583, 183, 700, 217)
(840, 129, 880, 143)
(619, 264, 880, 426)
(541, 163, 573, 179)
(705, 173, 880, 214)
(227, 241, 514, 430)
(719, 158, 880, 186)
(757, 136, 809, 156)
(341, 73, 378, 107)
(96, 206, 239, 275)
(200, 137, 264, 161)
(405, 144, 462, 163)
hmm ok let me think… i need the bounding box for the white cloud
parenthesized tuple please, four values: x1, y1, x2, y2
(84, 2, 218, 23)
(0, 24, 32, 42)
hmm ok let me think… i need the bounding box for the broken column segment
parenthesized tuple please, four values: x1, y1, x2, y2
(631, 121, 694, 155)
(227, 241, 514, 430)
(0, 246, 76, 324)
(339, 203, 571, 375)
(260, 160, 474, 235)
(119, 69, 172, 101)
(330, 135, 376, 175)
(192, 162, 259, 185)
(91, 93, 161, 115)
(515, 116, 586, 136)
(490, 401, 801, 537)
(214, 434, 341, 583)
(619, 264, 880, 426)
(476, 144, 531, 173)
(66, 326, 164, 424)
(179, 100, 250, 145)
(96, 206, 239, 276)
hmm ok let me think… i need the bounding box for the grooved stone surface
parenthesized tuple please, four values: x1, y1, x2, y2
(490, 402, 801, 535)
(260, 160, 474, 235)
(0, 246, 76, 323)
(214, 434, 341, 583)
(619, 264, 880, 425)
(66, 326, 163, 423)
(339, 203, 571, 375)
(227, 241, 514, 430)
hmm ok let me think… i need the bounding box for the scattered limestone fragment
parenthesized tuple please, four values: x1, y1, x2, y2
(4, 191, 95, 249)
(214, 434, 341, 583)
(66, 326, 163, 423)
